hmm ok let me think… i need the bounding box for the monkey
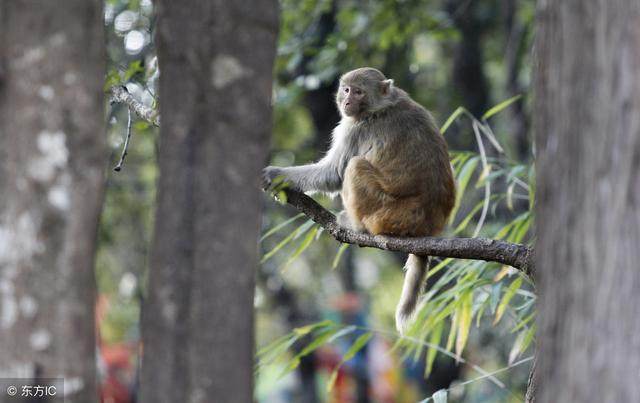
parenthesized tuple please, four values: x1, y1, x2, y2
(263, 67, 455, 334)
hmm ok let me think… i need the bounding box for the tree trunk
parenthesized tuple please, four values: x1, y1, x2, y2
(0, 1, 105, 402)
(534, 1, 640, 401)
(139, 2, 278, 402)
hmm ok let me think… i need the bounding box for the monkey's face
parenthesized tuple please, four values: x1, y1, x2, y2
(337, 83, 368, 118)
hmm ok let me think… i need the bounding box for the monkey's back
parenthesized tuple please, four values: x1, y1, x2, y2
(361, 96, 456, 236)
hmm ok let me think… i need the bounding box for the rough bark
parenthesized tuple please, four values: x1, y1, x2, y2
(535, 1, 640, 401)
(139, 2, 278, 402)
(0, 1, 105, 401)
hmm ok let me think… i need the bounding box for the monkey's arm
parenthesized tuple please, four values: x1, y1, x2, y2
(264, 124, 358, 193)
(263, 161, 342, 193)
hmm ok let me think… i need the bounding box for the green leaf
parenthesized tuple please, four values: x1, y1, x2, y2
(343, 332, 372, 362)
(476, 297, 489, 327)
(445, 313, 457, 352)
(494, 277, 523, 325)
(296, 327, 337, 359)
(104, 69, 122, 90)
(293, 320, 333, 337)
(425, 321, 444, 377)
(260, 220, 314, 263)
(327, 325, 357, 343)
(331, 243, 350, 270)
(455, 291, 473, 357)
(520, 325, 536, 355)
(490, 283, 503, 315)
(257, 333, 293, 358)
(133, 121, 150, 131)
(511, 312, 535, 333)
(481, 94, 522, 120)
(508, 329, 527, 365)
(509, 325, 536, 365)
(281, 226, 319, 272)
(426, 258, 453, 280)
(452, 201, 483, 235)
(260, 213, 305, 242)
(124, 60, 145, 81)
(440, 107, 465, 134)
(449, 157, 479, 224)
(256, 334, 299, 371)
(326, 368, 339, 393)
(326, 332, 372, 392)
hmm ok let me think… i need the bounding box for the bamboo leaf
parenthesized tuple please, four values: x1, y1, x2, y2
(520, 325, 536, 355)
(256, 334, 300, 371)
(455, 291, 474, 357)
(327, 325, 357, 343)
(449, 157, 480, 223)
(331, 243, 350, 270)
(343, 332, 372, 362)
(326, 332, 372, 392)
(446, 313, 457, 352)
(494, 277, 523, 325)
(481, 94, 522, 120)
(440, 106, 465, 134)
(511, 312, 535, 333)
(508, 329, 526, 365)
(260, 213, 305, 242)
(506, 182, 515, 211)
(425, 321, 444, 377)
(452, 201, 484, 235)
(281, 226, 319, 272)
(294, 320, 334, 336)
(493, 266, 513, 283)
(490, 283, 502, 314)
(261, 220, 314, 263)
(296, 327, 337, 359)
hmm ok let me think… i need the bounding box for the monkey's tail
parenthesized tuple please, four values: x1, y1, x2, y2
(395, 254, 430, 335)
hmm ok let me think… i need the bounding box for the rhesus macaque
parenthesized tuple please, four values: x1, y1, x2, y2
(263, 67, 455, 334)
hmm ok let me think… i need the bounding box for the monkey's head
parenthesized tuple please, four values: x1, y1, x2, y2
(336, 67, 396, 119)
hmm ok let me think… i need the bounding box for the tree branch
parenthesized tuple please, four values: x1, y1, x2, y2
(109, 85, 160, 127)
(277, 188, 535, 275)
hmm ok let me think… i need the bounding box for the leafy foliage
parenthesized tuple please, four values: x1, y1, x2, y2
(258, 98, 535, 397)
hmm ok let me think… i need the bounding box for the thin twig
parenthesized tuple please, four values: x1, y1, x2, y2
(114, 107, 133, 172)
(109, 85, 159, 126)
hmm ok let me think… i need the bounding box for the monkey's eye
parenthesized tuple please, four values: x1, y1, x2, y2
(343, 87, 349, 93)
(353, 88, 363, 96)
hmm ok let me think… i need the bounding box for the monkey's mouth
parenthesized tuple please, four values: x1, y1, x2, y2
(343, 103, 360, 116)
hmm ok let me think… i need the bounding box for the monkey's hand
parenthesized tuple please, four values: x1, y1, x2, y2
(262, 166, 290, 191)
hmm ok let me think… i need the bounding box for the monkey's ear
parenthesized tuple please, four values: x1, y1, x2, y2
(380, 79, 394, 95)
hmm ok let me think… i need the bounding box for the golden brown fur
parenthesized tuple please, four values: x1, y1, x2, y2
(263, 67, 455, 333)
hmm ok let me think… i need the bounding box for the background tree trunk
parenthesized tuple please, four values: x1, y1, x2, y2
(139, 2, 279, 402)
(0, 1, 105, 402)
(534, 1, 640, 401)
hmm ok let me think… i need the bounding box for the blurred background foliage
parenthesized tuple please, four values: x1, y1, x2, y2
(98, 0, 536, 401)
